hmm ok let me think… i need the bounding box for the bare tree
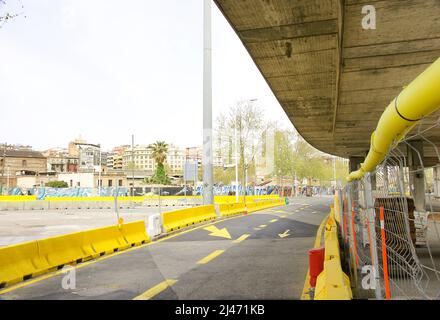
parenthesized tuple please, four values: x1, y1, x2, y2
(214, 100, 266, 193)
(0, 0, 25, 29)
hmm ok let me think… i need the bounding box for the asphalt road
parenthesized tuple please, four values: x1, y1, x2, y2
(0, 196, 331, 300)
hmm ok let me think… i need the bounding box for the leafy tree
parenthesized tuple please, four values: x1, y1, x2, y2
(273, 128, 295, 179)
(214, 101, 265, 190)
(45, 181, 68, 188)
(148, 141, 170, 185)
(214, 102, 349, 189)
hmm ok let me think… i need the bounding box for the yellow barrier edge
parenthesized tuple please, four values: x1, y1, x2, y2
(0, 220, 148, 289)
(300, 214, 329, 300)
(314, 207, 352, 300)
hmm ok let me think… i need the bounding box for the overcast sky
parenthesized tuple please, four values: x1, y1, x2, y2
(0, 0, 293, 151)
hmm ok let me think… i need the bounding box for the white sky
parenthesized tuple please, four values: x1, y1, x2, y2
(0, 0, 293, 151)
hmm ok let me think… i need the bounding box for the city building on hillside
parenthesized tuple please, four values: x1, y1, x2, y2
(68, 138, 101, 171)
(167, 145, 185, 173)
(0, 148, 47, 188)
(122, 145, 156, 171)
(107, 145, 129, 169)
(120, 144, 222, 176)
(43, 148, 79, 173)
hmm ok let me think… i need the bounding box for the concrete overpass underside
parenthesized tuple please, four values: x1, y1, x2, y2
(214, 0, 440, 166)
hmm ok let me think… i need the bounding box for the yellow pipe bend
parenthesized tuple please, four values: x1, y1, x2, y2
(347, 57, 440, 182)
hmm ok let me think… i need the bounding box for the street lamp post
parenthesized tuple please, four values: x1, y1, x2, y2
(202, 0, 214, 205)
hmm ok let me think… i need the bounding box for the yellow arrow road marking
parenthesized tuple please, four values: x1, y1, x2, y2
(133, 279, 177, 300)
(259, 224, 267, 228)
(254, 227, 261, 231)
(281, 215, 287, 218)
(270, 219, 278, 223)
(203, 225, 232, 239)
(233, 234, 250, 244)
(197, 250, 225, 264)
(278, 229, 290, 238)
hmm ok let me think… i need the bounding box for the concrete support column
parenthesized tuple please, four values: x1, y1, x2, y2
(433, 165, 440, 198)
(349, 156, 364, 173)
(349, 155, 376, 189)
(349, 156, 364, 204)
(407, 140, 425, 211)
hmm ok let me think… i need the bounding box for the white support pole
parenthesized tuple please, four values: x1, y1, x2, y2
(202, 0, 214, 205)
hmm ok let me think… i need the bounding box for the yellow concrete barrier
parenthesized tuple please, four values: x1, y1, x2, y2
(246, 201, 258, 212)
(44, 196, 144, 202)
(37, 232, 92, 268)
(0, 220, 149, 288)
(314, 207, 352, 300)
(162, 205, 217, 232)
(0, 195, 37, 202)
(219, 203, 245, 217)
(214, 195, 280, 203)
(301, 214, 329, 300)
(0, 241, 51, 287)
(120, 220, 150, 246)
(248, 198, 284, 212)
(83, 225, 130, 255)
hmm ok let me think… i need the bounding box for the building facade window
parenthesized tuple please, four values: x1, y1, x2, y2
(118, 179, 123, 187)
(108, 179, 113, 187)
(22, 159, 27, 167)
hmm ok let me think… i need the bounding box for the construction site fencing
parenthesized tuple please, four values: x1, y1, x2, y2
(340, 119, 440, 299)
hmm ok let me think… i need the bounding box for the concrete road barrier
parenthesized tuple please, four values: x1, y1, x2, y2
(314, 206, 352, 300)
(0, 220, 150, 289)
(83, 225, 130, 255)
(38, 232, 92, 268)
(120, 221, 151, 246)
(0, 241, 51, 287)
(147, 214, 162, 238)
(162, 205, 217, 232)
(219, 202, 245, 217)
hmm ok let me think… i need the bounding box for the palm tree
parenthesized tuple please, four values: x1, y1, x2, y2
(148, 141, 170, 185)
(148, 141, 168, 166)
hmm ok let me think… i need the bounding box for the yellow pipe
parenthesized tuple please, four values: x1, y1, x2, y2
(347, 57, 440, 182)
